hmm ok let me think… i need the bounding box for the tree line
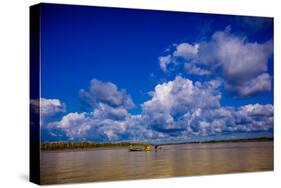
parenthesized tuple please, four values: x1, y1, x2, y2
(41, 141, 149, 150)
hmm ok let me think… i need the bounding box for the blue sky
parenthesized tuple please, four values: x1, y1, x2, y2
(36, 3, 273, 143)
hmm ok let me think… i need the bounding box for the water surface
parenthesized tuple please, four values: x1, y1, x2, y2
(40, 141, 273, 184)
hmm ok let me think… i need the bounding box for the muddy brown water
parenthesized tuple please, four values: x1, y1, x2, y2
(40, 141, 273, 184)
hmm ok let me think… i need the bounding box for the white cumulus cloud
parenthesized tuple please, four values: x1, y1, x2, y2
(158, 26, 273, 97)
(80, 79, 134, 109)
(43, 77, 273, 143)
(173, 43, 199, 59)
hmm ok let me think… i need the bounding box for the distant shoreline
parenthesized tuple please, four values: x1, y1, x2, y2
(41, 137, 273, 151)
(161, 137, 273, 146)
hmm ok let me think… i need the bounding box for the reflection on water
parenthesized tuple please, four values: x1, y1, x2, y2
(40, 141, 273, 184)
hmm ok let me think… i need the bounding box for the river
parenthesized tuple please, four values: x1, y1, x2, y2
(40, 141, 273, 184)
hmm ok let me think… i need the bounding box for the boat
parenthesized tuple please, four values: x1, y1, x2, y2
(128, 148, 144, 152)
(128, 145, 152, 152)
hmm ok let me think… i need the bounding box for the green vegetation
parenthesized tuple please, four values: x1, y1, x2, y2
(41, 137, 273, 151)
(197, 137, 273, 144)
(41, 141, 150, 151)
(162, 137, 273, 145)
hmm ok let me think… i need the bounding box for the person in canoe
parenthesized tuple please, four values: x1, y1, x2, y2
(154, 145, 158, 151)
(154, 144, 162, 151)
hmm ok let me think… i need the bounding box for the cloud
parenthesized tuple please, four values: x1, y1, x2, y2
(142, 76, 221, 134)
(48, 111, 122, 141)
(141, 76, 273, 139)
(158, 26, 273, 97)
(30, 98, 66, 116)
(240, 103, 273, 117)
(48, 111, 153, 142)
(173, 43, 199, 59)
(159, 55, 172, 72)
(184, 63, 211, 76)
(31, 98, 66, 129)
(195, 104, 273, 135)
(211, 30, 273, 97)
(30, 98, 67, 141)
(44, 79, 139, 142)
(225, 73, 272, 96)
(93, 103, 129, 121)
(158, 43, 199, 73)
(80, 79, 134, 109)
(55, 112, 128, 141)
(43, 77, 273, 143)
(207, 28, 273, 86)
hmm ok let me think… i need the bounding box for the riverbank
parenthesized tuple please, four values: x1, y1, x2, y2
(162, 137, 273, 146)
(41, 141, 151, 151)
(40, 137, 273, 151)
